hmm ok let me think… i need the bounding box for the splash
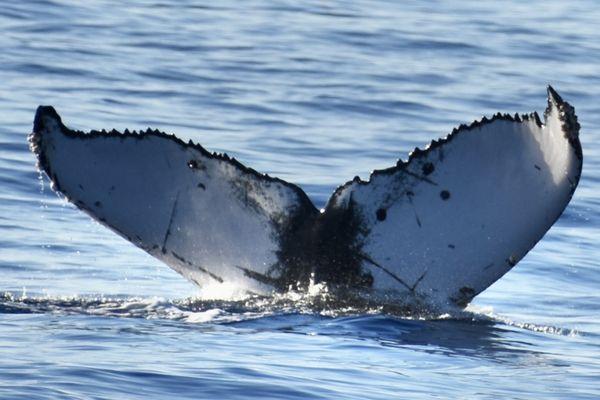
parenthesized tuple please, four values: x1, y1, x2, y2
(0, 291, 582, 337)
(466, 304, 580, 337)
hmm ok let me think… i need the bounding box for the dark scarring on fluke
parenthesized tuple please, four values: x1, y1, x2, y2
(269, 196, 373, 291)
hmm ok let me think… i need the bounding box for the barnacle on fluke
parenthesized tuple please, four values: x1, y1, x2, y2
(29, 87, 582, 309)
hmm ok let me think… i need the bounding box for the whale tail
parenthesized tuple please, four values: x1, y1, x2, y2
(29, 87, 582, 308)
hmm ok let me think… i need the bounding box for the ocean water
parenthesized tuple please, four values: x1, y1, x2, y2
(1, 1, 599, 398)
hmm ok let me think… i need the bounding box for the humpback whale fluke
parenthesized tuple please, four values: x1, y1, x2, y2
(29, 87, 582, 309)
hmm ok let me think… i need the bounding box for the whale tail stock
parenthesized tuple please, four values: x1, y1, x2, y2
(29, 87, 582, 309)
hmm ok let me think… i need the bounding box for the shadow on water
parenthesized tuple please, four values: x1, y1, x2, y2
(226, 313, 552, 363)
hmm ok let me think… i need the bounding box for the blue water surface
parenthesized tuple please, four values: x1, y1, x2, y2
(1, 1, 599, 399)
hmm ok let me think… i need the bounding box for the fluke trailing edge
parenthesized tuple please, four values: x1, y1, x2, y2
(29, 87, 582, 308)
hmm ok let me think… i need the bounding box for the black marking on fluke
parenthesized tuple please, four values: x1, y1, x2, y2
(171, 251, 224, 283)
(506, 255, 517, 268)
(422, 162, 435, 176)
(452, 286, 476, 308)
(405, 190, 422, 228)
(29, 86, 583, 308)
(401, 168, 437, 186)
(359, 253, 412, 291)
(236, 266, 281, 287)
(188, 159, 206, 170)
(161, 192, 180, 254)
(188, 160, 198, 169)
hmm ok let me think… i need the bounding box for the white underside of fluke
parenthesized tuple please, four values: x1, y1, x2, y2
(29, 87, 582, 308)
(30, 117, 315, 294)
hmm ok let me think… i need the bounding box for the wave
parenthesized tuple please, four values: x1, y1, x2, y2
(0, 290, 581, 338)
